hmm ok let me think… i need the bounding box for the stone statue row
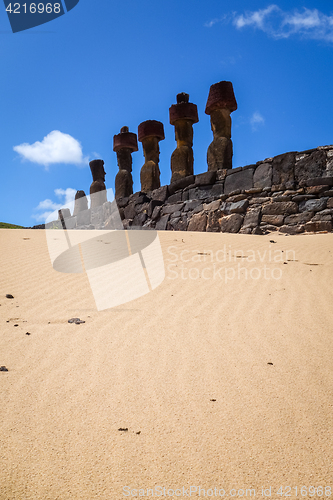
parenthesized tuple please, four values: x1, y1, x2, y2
(77, 81, 237, 209)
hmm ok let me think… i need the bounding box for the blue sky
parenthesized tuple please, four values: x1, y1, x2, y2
(1, 0, 333, 226)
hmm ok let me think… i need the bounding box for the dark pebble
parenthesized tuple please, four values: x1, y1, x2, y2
(267, 362, 273, 365)
(0, 366, 8, 372)
(136, 431, 141, 435)
(14, 324, 19, 327)
(68, 318, 85, 324)
(6, 294, 14, 299)
(26, 332, 31, 336)
(210, 399, 216, 402)
(270, 240, 276, 244)
(118, 428, 128, 432)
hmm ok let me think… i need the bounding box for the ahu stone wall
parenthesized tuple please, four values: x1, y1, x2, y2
(50, 144, 333, 235)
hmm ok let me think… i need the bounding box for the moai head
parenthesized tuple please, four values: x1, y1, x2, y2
(73, 190, 88, 216)
(169, 92, 198, 147)
(113, 126, 138, 199)
(89, 159, 107, 208)
(138, 120, 165, 192)
(205, 81, 237, 139)
(138, 120, 165, 164)
(205, 81, 237, 171)
(169, 92, 199, 182)
(90, 159, 106, 183)
(113, 126, 138, 172)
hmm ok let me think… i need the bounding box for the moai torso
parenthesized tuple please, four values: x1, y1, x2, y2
(89, 159, 107, 208)
(205, 81, 237, 171)
(169, 93, 198, 183)
(73, 190, 88, 216)
(113, 126, 138, 199)
(138, 120, 164, 193)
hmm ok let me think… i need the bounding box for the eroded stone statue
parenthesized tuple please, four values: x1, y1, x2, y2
(73, 190, 88, 216)
(169, 92, 199, 183)
(89, 159, 107, 208)
(138, 120, 164, 193)
(113, 126, 138, 199)
(205, 81, 237, 171)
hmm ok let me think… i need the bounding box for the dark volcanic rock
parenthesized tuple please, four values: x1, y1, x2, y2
(133, 213, 148, 226)
(304, 221, 332, 232)
(155, 214, 170, 230)
(253, 163, 272, 188)
(272, 152, 296, 187)
(124, 203, 137, 220)
(220, 213, 243, 233)
(243, 207, 261, 228)
(167, 192, 183, 203)
(168, 176, 195, 195)
(206, 210, 223, 232)
(229, 199, 249, 214)
(151, 185, 169, 203)
(284, 211, 314, 225)
(299, 198, 328, 213)
(224, 169, 254, 194)
(261, 215, 284, 226)
(188, 212, 207, 232)
(279, 225, 305, 234)
(295, 150, 327, 184)
(162, 203, 184, 215)
(262, 201, 298, 216)
(195, 171, 216, 186)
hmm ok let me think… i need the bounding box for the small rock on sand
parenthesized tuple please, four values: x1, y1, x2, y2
(68, 318, 85, 325)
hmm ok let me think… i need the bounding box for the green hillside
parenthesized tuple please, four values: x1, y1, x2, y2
(0, 222, 25, 229)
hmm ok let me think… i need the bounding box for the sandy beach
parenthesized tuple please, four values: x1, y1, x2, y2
(1, 228, 332, 499)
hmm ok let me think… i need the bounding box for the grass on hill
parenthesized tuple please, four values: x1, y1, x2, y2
(0, 222, 25, 229)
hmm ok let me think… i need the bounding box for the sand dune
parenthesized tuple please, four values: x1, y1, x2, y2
(1, 229, 332, 499)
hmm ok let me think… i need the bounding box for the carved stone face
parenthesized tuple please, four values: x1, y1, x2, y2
(175, 119, 193, 146)
(210, 108, 232, 139)
(116, 148, 132, 172)
(142, 136, 160, 164)
(90, 160, 106, 182)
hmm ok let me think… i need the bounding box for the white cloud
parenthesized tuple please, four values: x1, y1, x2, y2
(204, 15, 228, 28)
(250, 112, 265, 132)
(54, 188, 77, 205)
(233, 5, 280, 30)
(232, 5, 333, 42)
(33, 187, 77, 222)
(14, 130, 89, 169)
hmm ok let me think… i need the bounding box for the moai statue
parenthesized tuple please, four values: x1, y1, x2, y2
(89, 159, 107, 208)
(205, 81, 237, 171)
(138, 120, 164, 193)
(113, 126, 138, 199)
(73, 190, 88, 216)
(169, 92, 198, 183)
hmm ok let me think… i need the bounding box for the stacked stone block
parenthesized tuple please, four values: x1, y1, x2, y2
(48, 145, 333, 236)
